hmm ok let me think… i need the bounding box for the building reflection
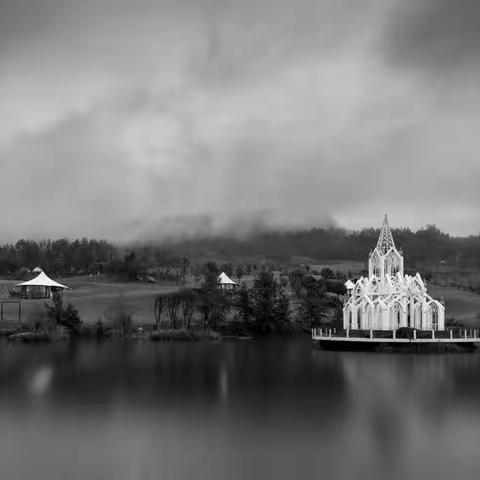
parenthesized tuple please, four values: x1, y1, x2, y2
(331, 351, 480, 479)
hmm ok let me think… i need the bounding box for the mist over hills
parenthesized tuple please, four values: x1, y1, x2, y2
(156, 224, 480, 267)
(1, 223, 479, 276)
(127, 211, 337, 243)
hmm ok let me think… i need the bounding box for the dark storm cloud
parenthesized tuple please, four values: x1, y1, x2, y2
(382, 0, 480, 75)
(1, 0, 480, 240)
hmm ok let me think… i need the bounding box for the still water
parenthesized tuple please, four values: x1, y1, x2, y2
(1, 337, 480, 480)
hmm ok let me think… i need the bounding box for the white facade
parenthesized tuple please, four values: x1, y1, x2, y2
(343, 216, 445, 331)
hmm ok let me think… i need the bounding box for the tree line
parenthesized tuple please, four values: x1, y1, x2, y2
(166, 225, 480, 268)
(154, 263, 344, 334)
(1, 224, 479, 277)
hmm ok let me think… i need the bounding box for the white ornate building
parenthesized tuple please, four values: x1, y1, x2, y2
(343, 216, 445, 331)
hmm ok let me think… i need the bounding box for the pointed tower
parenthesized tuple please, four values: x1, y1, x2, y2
(376, 215, 396, 254)
(368, 215, 404, 279)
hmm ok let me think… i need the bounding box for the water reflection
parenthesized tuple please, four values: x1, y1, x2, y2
(28, 365, 54, 395)
(0, 338, 480, 479)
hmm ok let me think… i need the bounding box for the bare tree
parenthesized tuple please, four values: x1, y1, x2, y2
(166, 294, 181, 329)
(180, 288, 196, 329)
(154, 296, 166, 325)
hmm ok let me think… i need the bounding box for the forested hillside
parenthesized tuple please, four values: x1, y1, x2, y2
(0, 224, 479, 276)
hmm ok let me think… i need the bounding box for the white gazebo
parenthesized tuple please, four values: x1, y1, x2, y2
(16, 271, 70, 299)
(343, 215, 445, 331)
(218, 272, 238, 290)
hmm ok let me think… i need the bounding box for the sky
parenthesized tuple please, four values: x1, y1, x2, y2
(1, 0, 480, 242)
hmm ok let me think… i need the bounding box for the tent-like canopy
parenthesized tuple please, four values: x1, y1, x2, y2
(16, 271, 70, 289)
(218, 272, 238, 288)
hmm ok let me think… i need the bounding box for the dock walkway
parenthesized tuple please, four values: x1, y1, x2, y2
(312, 328, 480, 346)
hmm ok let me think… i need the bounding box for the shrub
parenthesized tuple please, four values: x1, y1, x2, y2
(105, 309, 133, 337)
(44, 292, 81, 335)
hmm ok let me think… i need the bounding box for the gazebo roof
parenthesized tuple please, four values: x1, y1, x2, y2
(218, 272, 237, 285)
(16, 271, 70, 289)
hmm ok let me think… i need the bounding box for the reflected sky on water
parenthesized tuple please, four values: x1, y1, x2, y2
(1, 338, 480, 480)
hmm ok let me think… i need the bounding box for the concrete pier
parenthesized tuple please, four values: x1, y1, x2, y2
(312, 328, 480, 348)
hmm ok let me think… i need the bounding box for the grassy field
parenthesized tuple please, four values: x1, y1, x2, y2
(1, 274, 479, 329)
(429, 285, 480, 326)
(0, 276, 178, 326)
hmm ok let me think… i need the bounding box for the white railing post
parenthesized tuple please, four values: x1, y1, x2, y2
(369, 329, 373, 339)
(393, 329, 396, 339)
(450, 330, 453, 339)
(329, 329, 332, 338)
(414, 330, 417, 340)
(346, 329, 349, 338)
(465, 330, 467, 339)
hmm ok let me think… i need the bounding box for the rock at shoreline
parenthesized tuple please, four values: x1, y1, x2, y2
(8, 332, 52, 343)
(7, 332, 70, 343)
(0, 328, 23, 337)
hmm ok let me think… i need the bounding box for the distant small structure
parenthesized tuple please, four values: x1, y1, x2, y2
(16, 271, 70, 299)
(218, 272, 238, 290)
(32, 266, 44, 274)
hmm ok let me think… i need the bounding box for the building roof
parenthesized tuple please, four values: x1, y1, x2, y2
(218, 272, 237, 285)
(345, 279, 355, 289)
(376, 214, 396, 254)
(16, 272, 70, 289)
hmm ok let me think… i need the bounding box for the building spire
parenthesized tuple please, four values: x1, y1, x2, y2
(376, 215, 395, 254)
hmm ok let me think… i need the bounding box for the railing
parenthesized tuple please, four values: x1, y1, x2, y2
(311, 328, 480, 341)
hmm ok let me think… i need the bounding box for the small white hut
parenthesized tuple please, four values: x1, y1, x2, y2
(218, 272, 238, 290)
(16, 271, 70, 299)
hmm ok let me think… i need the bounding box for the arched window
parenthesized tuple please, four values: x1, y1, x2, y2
(413, 303, 422, 329)
(431, 303, 439, 331)
(367, 305, 375, 330)
(391, 303, 401, 329)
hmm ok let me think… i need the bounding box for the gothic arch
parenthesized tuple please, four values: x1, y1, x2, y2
(373, 303, 383, 329)
(413, 302, 422, 329)
(429, 302, 440, 330)
(366, 304, 375, 330)
(390, 301, 402, 330)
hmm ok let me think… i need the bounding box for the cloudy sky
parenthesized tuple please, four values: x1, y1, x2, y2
(1, 0, 480, 241)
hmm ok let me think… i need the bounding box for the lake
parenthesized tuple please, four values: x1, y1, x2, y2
(1, 337, 480, 480)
